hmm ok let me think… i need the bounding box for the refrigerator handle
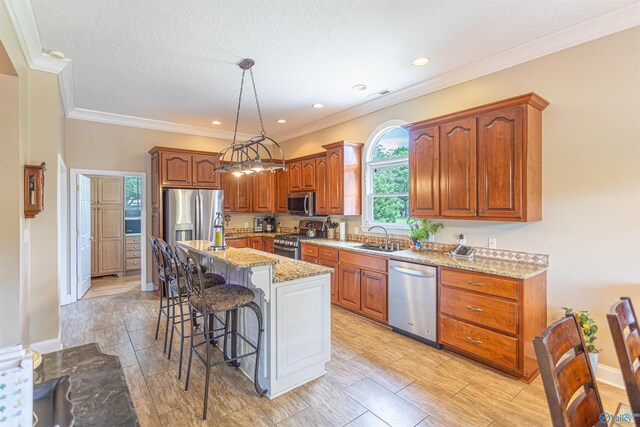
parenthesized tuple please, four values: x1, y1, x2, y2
(198, 193, 204, 240)
(194, 194, 200, 240)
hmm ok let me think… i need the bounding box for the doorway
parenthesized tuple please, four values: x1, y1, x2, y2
(67, 169, 148, 304)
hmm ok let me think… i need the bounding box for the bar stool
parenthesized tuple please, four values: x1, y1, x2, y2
(156, 239, 226, 379)
(148, 235, 172, 353)
(175, 246, 267, 420)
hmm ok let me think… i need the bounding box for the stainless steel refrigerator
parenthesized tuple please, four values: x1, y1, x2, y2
(163, 189, 224, 248)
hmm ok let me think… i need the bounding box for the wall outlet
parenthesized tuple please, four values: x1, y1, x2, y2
(244, 222, 249, 228)
(354, 227, 359, 234)
(488, 237, 497, 249)
(459, 233, 467, 245)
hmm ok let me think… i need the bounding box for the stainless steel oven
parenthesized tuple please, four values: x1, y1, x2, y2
(287, 192, 315, 216)
(273, 243, 299, 260)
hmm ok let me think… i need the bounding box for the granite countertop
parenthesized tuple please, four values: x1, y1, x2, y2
(301, 239, 547, 280)
(178, 240, 333, 282)
(226, 232, 278, 239)
(41, 343, 138, 426)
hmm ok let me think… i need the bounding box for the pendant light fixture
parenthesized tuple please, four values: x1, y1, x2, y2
(214, 59, 286, 177)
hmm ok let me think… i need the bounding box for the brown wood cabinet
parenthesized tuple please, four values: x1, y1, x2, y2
(192, 155, 221, 188)
(252, 172, 276, 213)
(438, 268, 547, 381)
(287, 157, 318, 192)
(409, 125, 439, 217)
(263, 237, 274, 253)
(319, 258, 339, 303)
(323, 141, 363, 215)
(275, 169, 288, 213)
(226, 238, 248, 248)
(287, 162, 302, 192)
(405, 93, 548, 221)
(315, 156, 328, 215)
(360, 269, 388, 322)
(338, 264, 361, 311)
(221, 172, 252, 213)
(90, 176, 125, 277)
(161, 152, 192, 186)
(248, 236, 264, 251)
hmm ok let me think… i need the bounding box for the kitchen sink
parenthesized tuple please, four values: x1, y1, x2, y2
(355, 245, 402, 253)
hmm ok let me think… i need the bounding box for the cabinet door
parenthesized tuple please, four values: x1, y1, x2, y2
(151, 155, 160, 209)
(161, 152, 192, 186)
(288, 162, 302, 192)
(91, 206, 98, 275)
(192, 155, 221, 188)
(276, 169, 289, 213)
(264, 238, 274, 253)
(97, 177, 124, 205)
(301, 255, 318, 264)
(97, 205, 124, 274)
(226, 238, 248, 248)
(249, 237, 264, 251)
(440, 118, 477, 218)
(338, 264, 361, 311)
(477, 107, 523, 219)
(253, 172, 275, 213)
(315, 156, 328, 215)
(409, 126, 440, 217)
(234, 174, 252, 212)
(301, 159, 316, 190)
(221, 173, 235, 212)
(318, 259, 339, 303)
(361, 270, 388, 321)
(326, 148, 344, 214)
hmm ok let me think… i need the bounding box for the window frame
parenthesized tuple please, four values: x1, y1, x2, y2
(362, 120, 410, 233)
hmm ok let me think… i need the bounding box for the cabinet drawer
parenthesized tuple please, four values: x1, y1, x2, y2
(440, 315, 518, 372)
(126, 250, 141, 259)
(441, 268, 518, 300)
(340, 251, 387, 273)
(126, 243, 142, 251)
(301, 245, 319, 257)
(126, 258, 142, 270)
(440, 287, 518, 335)
(318, 248, 339, 262)
(226, 238, 248, 248)
(126, 235, 142, 244)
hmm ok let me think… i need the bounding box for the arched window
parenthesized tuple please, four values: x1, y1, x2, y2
(363, 121, 409, 230)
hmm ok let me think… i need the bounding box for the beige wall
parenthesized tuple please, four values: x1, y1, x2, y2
(64, 119, 231, 281)
(281, 27, 640, 368)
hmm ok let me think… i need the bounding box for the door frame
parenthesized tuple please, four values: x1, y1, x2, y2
(66, 168, 149, 305)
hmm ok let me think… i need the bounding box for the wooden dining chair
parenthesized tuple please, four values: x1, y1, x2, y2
(533, 314, 605, 427)
(607, 297, 640, 424)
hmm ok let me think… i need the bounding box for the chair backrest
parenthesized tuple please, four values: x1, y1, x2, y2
(148, 235, 165, 280)
(607, 297, 640, 420)
(174, 246, 206, 301)
(156, 238, 182, 297)
(533, 314, 604, 427)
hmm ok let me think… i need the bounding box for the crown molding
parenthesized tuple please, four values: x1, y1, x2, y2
(5, 0, 639, 142)
(67, 108, 254, 140)
(275, 2, 640, 142)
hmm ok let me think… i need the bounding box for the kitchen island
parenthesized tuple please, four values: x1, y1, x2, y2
(176, 240, 333, 399)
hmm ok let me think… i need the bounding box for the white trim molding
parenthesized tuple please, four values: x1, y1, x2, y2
(597, 363, 625, 390)
(29, 338, 62, 354)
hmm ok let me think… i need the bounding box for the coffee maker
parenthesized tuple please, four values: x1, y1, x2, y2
(264, 216, 276, 233)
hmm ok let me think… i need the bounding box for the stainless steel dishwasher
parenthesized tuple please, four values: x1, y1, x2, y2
(388, 260, 440, 348)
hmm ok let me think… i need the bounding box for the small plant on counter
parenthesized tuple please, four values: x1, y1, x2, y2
(407, 218, 443, 251)
(561, 307, 599, 353)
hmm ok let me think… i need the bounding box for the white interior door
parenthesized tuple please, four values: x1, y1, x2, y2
(77, 174, 92, 298)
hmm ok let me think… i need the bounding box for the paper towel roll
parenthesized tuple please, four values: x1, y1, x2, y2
(339, 222, 346, 242)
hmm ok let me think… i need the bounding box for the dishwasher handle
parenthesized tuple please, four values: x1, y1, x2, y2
(389, 265, 435, 278)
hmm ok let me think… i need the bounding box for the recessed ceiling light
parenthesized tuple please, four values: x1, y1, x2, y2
(352, 84, 368, 91)
(211, 120, 222, 125)
(276, 119, 287, 124)
(412, 57, 431, 66)
(312, 103, 324, 109)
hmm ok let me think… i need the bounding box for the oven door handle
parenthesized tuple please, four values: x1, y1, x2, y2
(274, 246, 297, 252)
(304, 194, 309, 215)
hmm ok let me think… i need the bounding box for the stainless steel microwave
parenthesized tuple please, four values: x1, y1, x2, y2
(287, 192, 315, 216)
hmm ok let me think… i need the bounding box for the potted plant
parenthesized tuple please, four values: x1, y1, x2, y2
(407, 218, 443, 251)
(562, 307, 600, 374)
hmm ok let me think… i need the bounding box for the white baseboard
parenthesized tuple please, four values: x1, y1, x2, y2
(597, 363, 624, 389)
(144, 282, 155, 292)
(30, 338, 62, 354)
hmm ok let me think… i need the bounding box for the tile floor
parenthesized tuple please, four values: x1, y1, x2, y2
(60, 290, 629, 426)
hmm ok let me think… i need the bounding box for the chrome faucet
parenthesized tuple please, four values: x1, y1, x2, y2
(368, 225, 390, 250)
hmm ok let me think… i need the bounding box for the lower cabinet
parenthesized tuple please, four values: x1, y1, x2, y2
(338, 264, 361, 311)
(360, 269, 388, 322)
(318, 259, 339, 303)
(248, 237, 264, 251)
(226, 238, 248, 248)
(264, 237, 274, 253)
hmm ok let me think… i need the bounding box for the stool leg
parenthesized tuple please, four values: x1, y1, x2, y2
(184, 308, 195, 392)
(202, 309, 211, 420)
(154, 280, 164, 340)
(167, 295, 175, 360)
(177, 297, 186, 380)
(223, 310, 230, 362)
(230, 309, 239, 369)
(246, 302, 267, 396)
(163, 284, 171, 354)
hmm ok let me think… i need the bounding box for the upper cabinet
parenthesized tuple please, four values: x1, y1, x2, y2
(323, 141, 363, 216)
(405, 93, 548, 222)
(221, 172, 252, 213)
(253, 171, 276, 213)
(315, 156, 328, 215)
(275, 168, 288, 213)
(288, 161, 302, 192)
(151, 147, 221, 190)
(288, 158, 317, 192)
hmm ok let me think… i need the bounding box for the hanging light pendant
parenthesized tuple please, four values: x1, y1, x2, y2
(214, 59, 286, 176)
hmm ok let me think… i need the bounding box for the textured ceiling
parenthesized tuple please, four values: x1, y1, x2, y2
(31, 0, 634, 136)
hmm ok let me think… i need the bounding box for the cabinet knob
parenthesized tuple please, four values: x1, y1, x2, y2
(466, 337, 483, 345)
(479, 209, 484, 213)
(470, 209, 475, 213)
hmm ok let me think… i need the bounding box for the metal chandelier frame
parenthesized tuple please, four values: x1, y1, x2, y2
(214, 59, 286, 177)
